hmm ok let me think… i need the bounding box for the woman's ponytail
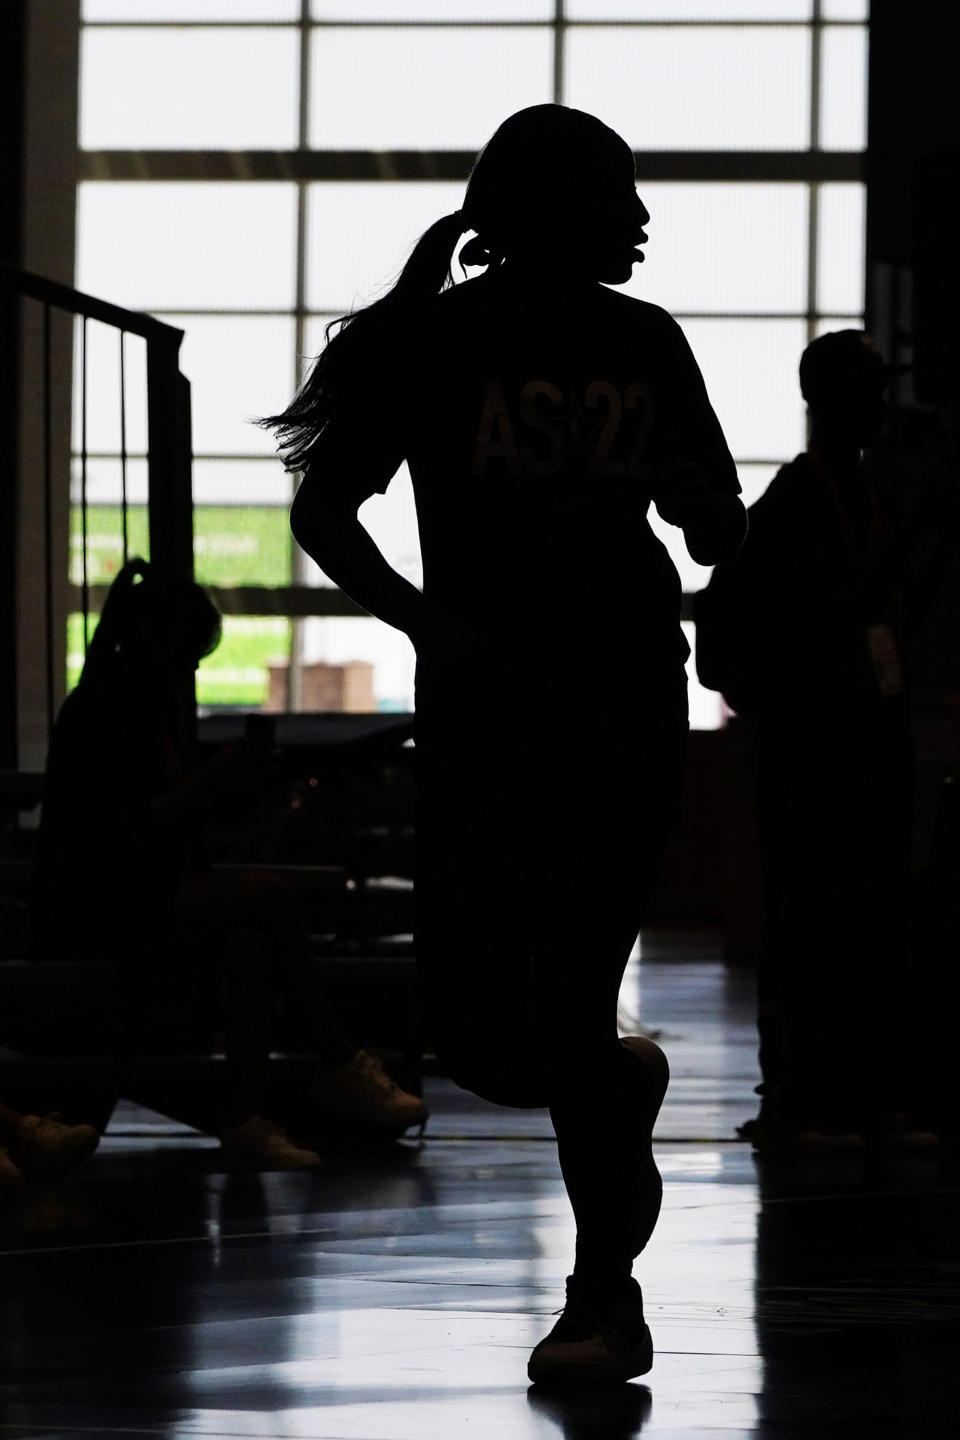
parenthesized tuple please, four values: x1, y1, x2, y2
(258, 211, 468, 472)
(392, 210, 468, 298)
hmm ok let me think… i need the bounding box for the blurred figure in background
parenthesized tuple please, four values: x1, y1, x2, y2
(30, 560, 427, 1171)
(697, 330, 941, 1149)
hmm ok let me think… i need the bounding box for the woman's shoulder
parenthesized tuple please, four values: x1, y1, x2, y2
(597, 286, 685, 333)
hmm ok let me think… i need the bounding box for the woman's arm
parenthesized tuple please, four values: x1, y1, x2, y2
(653, 457, 748, 564)
(291, 481, 428, 642)
(291, 470, 483, 660)
(651, 315, 748, 565)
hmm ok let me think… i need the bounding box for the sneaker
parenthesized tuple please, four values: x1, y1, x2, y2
(311, 1050, 429, 1136)
(0, 1147, 22, 1207)
(220, 1117, 322, 1173)
(746, 1114, 866, 1154)
(14, 1113, 100, 1179)
(527, 1276, 653, 1387)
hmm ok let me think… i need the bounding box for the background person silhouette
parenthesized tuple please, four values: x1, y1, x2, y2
(696, 330, 941, 1150)
(263, 103, 746, 1385)
(30, 561, 427, 1170)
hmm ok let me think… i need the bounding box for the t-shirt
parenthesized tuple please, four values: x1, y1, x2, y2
(309, 265, 739, 678)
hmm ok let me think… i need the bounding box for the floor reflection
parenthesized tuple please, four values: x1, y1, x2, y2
(0, 947, 956, 1438)
(527, 1381, 653, 1438)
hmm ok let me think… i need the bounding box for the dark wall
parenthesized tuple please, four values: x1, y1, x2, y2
(866, 0, 960, 379)
(867, 0, 960, 269)
(0, 3, 27, 768)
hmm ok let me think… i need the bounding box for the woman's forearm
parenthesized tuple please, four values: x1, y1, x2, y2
(679, 495, 749, 566)
(291, 497, 428, 642)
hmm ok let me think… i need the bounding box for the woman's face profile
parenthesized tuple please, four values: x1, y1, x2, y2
(583, 189, 650, 285)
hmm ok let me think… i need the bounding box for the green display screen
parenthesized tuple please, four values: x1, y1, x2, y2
(70, 504, 292, 588)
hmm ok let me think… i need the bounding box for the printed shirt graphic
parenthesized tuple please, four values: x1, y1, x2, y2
(471, 377, 656, 482)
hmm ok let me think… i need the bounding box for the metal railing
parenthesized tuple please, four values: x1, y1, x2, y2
(1, 264, 194, 763)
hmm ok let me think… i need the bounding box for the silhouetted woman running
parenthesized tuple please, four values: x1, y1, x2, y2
(263, 104, 746, 1385)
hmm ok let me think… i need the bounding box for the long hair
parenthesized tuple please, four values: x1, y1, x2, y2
(81, 559, 222, 686)
(259, 104, 638, 471)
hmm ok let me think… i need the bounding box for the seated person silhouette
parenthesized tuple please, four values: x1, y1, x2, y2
(697, 330, 938, 1149)
(30, 560, 427, 1169)
(262, 104, 747, 1384)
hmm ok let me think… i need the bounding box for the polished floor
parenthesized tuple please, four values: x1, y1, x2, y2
(1, 932, 957, 1439)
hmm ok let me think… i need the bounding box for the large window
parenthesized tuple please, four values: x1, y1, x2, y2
(76, 0, 868, 723)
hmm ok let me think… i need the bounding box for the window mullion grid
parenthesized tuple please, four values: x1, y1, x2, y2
(806, 0, 824, 345)
(553, 0, 565, 107)
(78, 9, 863, 715)
(286, 0, 313, 713)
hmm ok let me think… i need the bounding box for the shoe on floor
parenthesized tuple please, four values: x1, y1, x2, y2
(527, 1276, 653, 1387)
(0, 1147, 22, 1206)
(746, 1114, 866, 1154)
(221, 1117, 322, 1173)
(14, 1113, 100, 1179)
(311, 1050, 429, 1136)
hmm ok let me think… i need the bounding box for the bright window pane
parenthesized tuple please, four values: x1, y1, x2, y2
(565, 26, 811, 149)
(159, 315, 297, 455)
(83, 2, 298, 18)
(198, 616, 292, 710)
(286, 467, 422, 600)
(359, 467, 423, 588)
(822, 0, 867, 18)
(309, 28, 552, 149)
(814, 314, 862, 338)
(313, 1, 552, 15)
(193, 458, 292, 506)
(77, 183, 298, 311)
(306, 183, 463, 311)
(684, 622, 723, 730)
(300, 618, 416, 713)
(72, 321, 149, 458)
(72, 456, 147, 508)
(625, 182, 807, 313)
(678, 318, 808, 459)
(71, 456, 290, 508)
(816, 183, 865, 314)
(80, 28, 299, 148)
(819, 25, 868, 151)
(568, 2, 812, 16)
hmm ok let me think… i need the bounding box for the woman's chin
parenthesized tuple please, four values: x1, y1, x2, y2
(598, 258, 638, 285)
